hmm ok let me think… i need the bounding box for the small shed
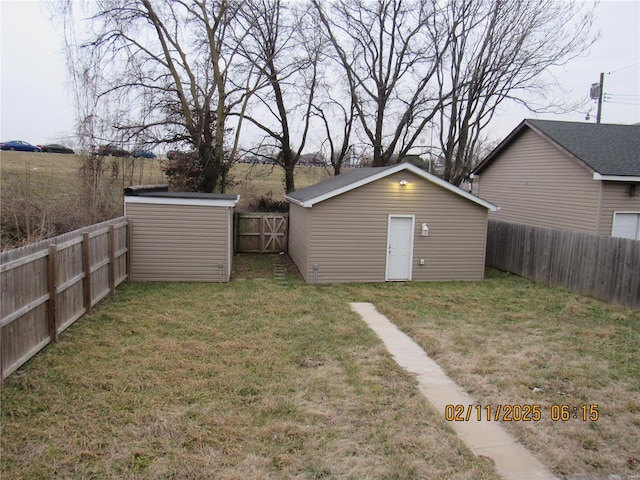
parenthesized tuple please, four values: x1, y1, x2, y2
(284, 163, 497, 283)
(124, 186, 239, 282)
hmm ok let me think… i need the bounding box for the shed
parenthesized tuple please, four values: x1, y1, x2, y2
(284, 163, 497, 283)
(124, 186, 239, 282)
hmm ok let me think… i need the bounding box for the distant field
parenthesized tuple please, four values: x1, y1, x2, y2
(0, 151, 332, 248)
(232, 162, 332, 210)
(0, 151, 331, 207)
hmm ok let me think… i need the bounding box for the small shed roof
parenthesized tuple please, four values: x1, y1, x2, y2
(124, 185, 239, 207)
(285, 163, 497, 211)
(474, 119, 640, 180)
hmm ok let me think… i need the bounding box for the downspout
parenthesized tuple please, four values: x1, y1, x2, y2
(595, 175, 603, 235)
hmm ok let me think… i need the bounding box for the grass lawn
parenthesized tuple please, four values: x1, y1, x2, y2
(348, 270, 640, 478)
(2, 258, 639, 479)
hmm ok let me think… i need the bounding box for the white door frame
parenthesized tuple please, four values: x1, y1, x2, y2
(385, 215, 415, 281)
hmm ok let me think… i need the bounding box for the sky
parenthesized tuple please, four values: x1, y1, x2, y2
(1, 0, 639, 151)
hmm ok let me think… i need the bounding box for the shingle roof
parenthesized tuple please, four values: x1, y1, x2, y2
(285, 166, 394, 203)
(474, 119, 640, 177)
(284, 163, 498, 211)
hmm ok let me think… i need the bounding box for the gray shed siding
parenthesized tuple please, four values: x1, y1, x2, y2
(293, 170, 488, 283)
(598, 181, 640, 236)
(476, 129, 601, 233)
(127, 202, 233, 282)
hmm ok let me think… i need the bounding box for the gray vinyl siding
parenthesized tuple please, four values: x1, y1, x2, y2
(304, 170, 488, 283)
(476, 129, 601, 233)
(288, 204, 311, 282)
(598, 181, 640, 236)
(127, 203, 232, 282)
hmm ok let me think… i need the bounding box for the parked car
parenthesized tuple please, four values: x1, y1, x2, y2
(1, 140, 41, 152)
(132, 150, 156, 158)
(167, 150, 189, 160)
(92, 145, 130, 157)
(38, 143, 75, 154)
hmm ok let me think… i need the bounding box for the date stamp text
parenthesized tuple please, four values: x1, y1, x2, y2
(445, 404, 599, 422)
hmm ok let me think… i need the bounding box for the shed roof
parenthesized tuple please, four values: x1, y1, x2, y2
(124, 185, 239, 207)
(473, 119, 640, 179)
(285, 163, 497, 210)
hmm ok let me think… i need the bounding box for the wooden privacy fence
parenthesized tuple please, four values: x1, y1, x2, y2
(235, 213, 288, 253)
(486, 220, 640, 309)
(1, 217, 129, 382)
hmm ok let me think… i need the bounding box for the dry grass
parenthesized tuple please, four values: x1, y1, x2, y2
(342, 271, 640, 478)
(231, 163, 332, 211)
(0, 151, 165, 248)
(3, 152, 638, 477)
(3, 260, 637, 478)
(1, 151, 329, 247)
(1, 257, 498, 479)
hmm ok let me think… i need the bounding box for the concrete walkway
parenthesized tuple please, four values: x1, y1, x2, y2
(350, 302, 558, 480)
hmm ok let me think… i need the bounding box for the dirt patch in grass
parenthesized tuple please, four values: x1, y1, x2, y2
(345, 271, 640, 478)
(1, 271, 498, 479)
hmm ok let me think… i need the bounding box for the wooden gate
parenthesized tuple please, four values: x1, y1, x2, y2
(235, 213, 288, 253)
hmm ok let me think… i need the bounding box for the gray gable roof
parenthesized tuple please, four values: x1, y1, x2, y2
(474, 119, 640, 177)
(285, 166, 393, 203)
(285, 163, 498, 210)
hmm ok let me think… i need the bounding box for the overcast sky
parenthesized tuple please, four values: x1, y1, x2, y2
(1, 0, 638, 150)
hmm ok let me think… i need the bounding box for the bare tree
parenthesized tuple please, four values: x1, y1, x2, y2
(313, 80, 356, 175)
(436, 0, 596, 185)
(236, 0, 322, 193)
(313, 0, 451, 167)
(55, 0, 255, 193)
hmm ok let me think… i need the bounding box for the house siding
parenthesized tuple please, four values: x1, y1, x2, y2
(288, 204, 311, 282)
(599, 181, 640, 236)
(476, 129, 601, 233)
(304, 170, 488, 283)
(126, 202, 232, 282)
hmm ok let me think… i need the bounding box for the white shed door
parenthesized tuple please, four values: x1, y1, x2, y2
(612, 213, 640, 240)
(386, 216, 414, 281)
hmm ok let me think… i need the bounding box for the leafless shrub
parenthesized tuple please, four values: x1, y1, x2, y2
(1, 154, 164, 250)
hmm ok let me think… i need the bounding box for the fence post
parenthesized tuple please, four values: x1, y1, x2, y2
(126, 221, 132, 283)
(82, 232, 92, 315)
(108, 225, 116, 295)
(260, 214, 265, 254)
(47, 244, 59, 343)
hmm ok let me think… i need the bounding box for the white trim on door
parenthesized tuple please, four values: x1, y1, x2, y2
(385, 215, 415, 281)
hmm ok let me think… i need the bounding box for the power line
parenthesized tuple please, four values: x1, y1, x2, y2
(607, 62, 640, 75)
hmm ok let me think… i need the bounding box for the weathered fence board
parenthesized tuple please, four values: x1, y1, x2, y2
(235, 213, 288, 253)
(486, 220, 640, 309)
(1, 217, 129, 382)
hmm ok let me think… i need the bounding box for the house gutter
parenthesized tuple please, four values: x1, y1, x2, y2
(593, 173, 640, 182)
(283, 195, 305, 207)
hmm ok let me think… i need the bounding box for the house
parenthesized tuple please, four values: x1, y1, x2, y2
(299, 152, 327, 166)
(124, 185, 239, 282)
(284, 163, 497, 283)
(472, 119, 640, 239)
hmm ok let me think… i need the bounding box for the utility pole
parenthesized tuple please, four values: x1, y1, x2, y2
(589, 72, 605, 123)
(596, 72, 604, 124)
